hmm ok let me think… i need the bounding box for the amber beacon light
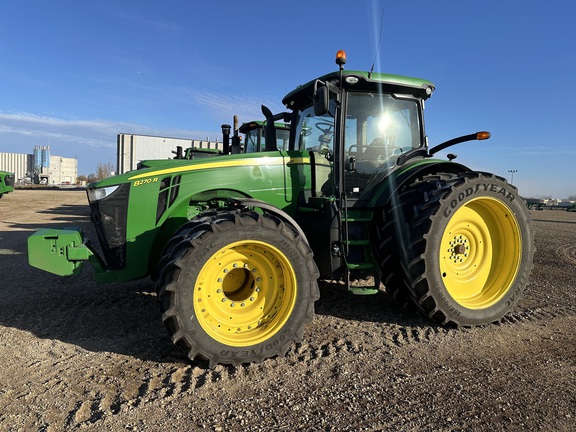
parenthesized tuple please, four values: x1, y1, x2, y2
(336, 50, 347, 68)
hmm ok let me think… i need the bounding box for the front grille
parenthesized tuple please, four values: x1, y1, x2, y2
(156, 175, 181, 223)
(89, 183, 130, 270)
(170, 175, 181, 206)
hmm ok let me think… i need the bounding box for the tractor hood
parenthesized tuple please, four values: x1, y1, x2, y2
(87, 151, 287, 190)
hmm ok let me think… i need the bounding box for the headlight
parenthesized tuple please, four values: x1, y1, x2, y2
(87, 185, 120, 202)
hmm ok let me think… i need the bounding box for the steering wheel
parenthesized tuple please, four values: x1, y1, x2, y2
(315, 122, 334, 134)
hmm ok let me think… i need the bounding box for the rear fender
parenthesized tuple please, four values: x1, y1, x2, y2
(371, 161, 471, 208)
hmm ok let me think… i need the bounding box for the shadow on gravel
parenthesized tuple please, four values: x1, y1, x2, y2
(36, 204, 90, 219)
(0, 217, 184, 364)
(0, 250, 432, 366)
(531, 218, 576, 224)
(7, 219, 91, 235)
(1, 217, 93, 258)
(0, 269, 433, 366)
(0, 264, 184, 363)
(315, 280, 433, 328)
(1, 205, 431, 366)
(4, 203, 91, 234)
(14, 186, 87, 192)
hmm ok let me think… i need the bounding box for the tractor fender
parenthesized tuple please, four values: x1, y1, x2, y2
(148, 188, 252, 273)
(371, 160, 472, 208)
(226, 198, 310, 246)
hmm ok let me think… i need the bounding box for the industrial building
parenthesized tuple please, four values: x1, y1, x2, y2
(1, 134, 220, 183)
(117, 133, 222, 174)
(0, 146, 77, 185)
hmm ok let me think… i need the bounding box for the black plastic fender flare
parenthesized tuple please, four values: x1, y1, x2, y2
(372, 161, 473, 208)
(225, 197, 310, 246)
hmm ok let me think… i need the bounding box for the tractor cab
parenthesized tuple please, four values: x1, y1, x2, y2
(259, 51, 437, 283)
(281, 50, 434, 206)
(239, 120, 290, 153)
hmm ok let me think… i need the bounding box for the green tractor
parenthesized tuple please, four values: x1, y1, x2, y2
(28, 51, 534, 366)
(139, 117, 291, 169)
(239, 119, 291, 153)
(0, 171, 15, 198)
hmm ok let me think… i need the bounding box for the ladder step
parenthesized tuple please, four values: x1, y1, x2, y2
(344, 217, 372, 222)
(349, 286, 379, 295)
(345, 239, 370, 246)
(347, 262, 374, 270)
(344, 210, 373, 223)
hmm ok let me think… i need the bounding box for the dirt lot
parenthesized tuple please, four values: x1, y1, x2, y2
(0, 189, 574, 431)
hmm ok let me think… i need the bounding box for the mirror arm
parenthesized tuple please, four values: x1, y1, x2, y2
(428, 132, 491, 156)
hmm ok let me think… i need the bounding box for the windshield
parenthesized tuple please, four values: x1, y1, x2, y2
(244, 129, 260, 153)
(275, 128, 290, 150)
(292, 90, 423, 198)
(244, 126, 290, 153)
(294, 100, 336, 154)
(345, 92, 422, 175)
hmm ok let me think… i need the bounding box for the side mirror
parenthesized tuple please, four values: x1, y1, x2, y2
(314, 84, 329, 116)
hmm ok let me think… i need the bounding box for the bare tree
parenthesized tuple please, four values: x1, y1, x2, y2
(96, 162, 115, 180)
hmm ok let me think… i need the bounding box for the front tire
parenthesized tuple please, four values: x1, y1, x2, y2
(157, 210, 320, 366)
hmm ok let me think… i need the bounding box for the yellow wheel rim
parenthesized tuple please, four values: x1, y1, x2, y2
(193, 240, 297, 346)
(439, 197, 521, 309)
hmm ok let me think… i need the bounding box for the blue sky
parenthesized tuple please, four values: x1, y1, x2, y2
(1, 0, 575, 198)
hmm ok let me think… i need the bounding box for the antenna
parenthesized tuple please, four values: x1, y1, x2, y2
(369, 8, 385, 78)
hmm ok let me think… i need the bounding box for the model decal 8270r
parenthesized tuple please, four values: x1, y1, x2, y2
(133, 177, 159, 187)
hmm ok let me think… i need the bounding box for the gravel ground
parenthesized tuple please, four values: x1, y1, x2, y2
(0, 189, 574, 431)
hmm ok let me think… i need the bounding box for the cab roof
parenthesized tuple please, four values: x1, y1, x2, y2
(282, 70, 435, 109)
(238, 121, 290, 133)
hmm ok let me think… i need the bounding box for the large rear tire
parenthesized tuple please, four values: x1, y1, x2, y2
(378, 172, 534, 326)
(157, 210, 320, 366)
